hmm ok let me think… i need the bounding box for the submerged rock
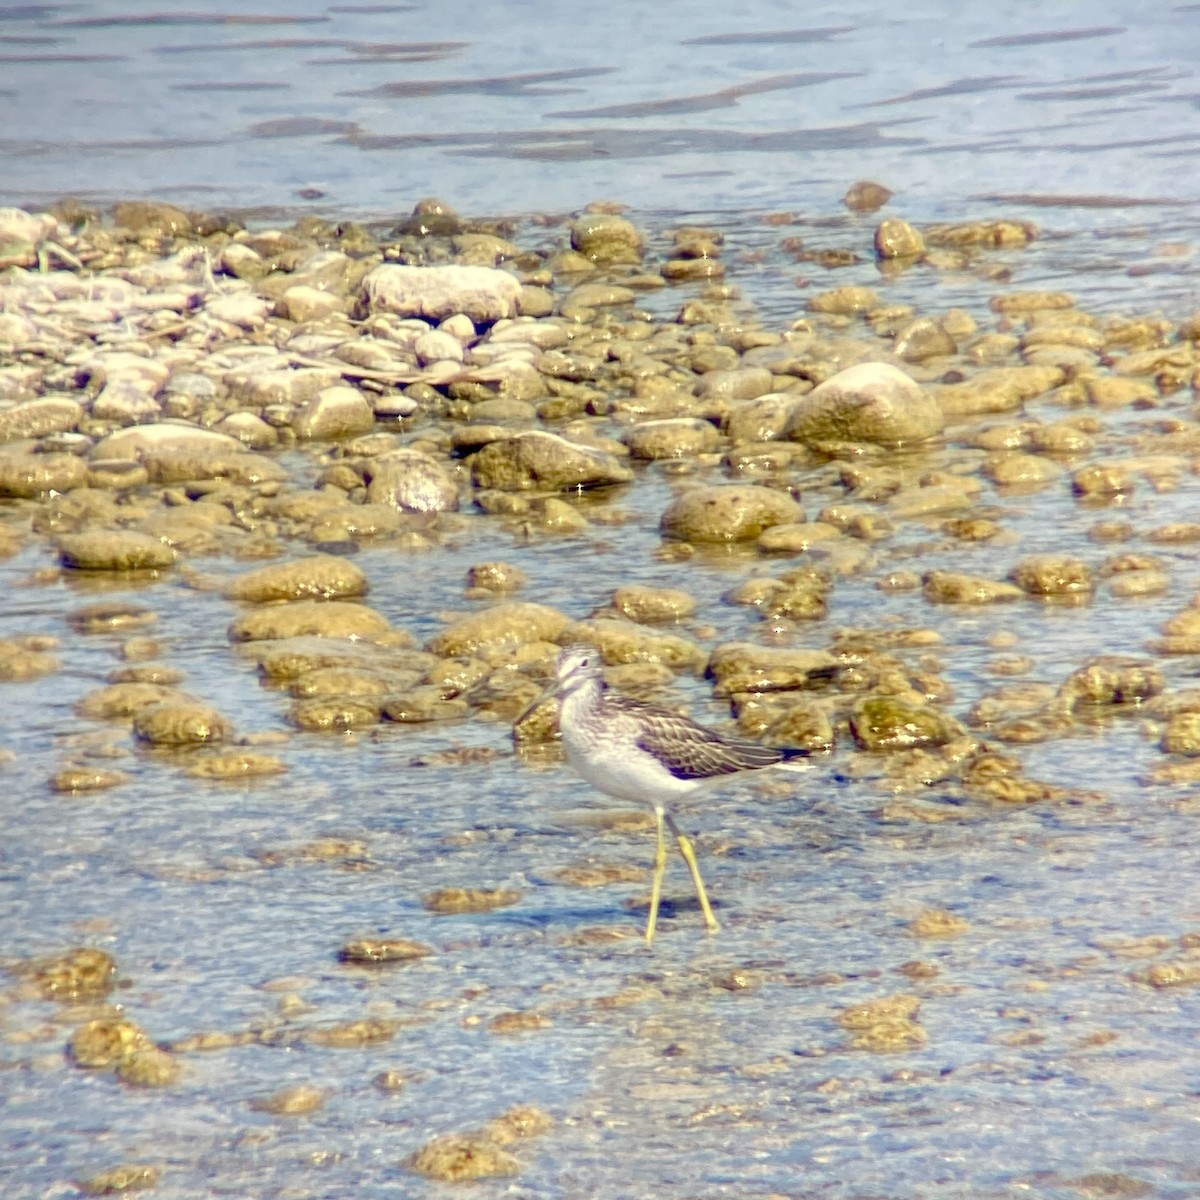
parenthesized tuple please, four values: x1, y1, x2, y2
(660, 484, 802, 542)
(784, 363, 943, 447)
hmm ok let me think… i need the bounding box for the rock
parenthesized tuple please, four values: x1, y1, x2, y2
(570, 213, 643, 264)
(430, 601, 570, 657)
(29, 947, 116, 1001)
(875, 218, 925, 258)
(205, 293, 272, 330)
(223, 555, 368, 603)
(983, 452, 1064, 487)
(76, 1165, 161, 1195)
(76, 682, 183, 719)
(186, 751, 287, 779)
(849, 696, 963, 750)
(806, 286, 881, 315)
(843, 181, 892, 211)
(0, 450, 87, 497)
(611, 585, 697, 623)
(91, 380, 163, 425)
(116, 1047, 182, 1088)
(113, 200, 192, 236)
(407, 1134, 520, 1181)
(894, 317, 955, 362)
(935, 365, 1065, 416)
(69, 1018, 150, 1068)
(292, 385, 376, 440)
(363, 448, 460, 512)
(362, 263, 520, 325)
(660, 484, 803, 543)
(623, 418, 721, 460)
(290, 697, 384, 730)
(423, 886, 522, 913)
(279, 284, 345, 323)
(470, 431, 633, 491)
(51, 766, 129, 793)
(723, 393, 800, 444)
(466, 560, 527, 594)
(249, 1084, 328, 1115)
(564, 621, 706, 670)
(58, 531, 174, 572)
(0, 396, 82, 441)
(92, 423, 246, 461)
(694, 367, 775, 402)
(229, 600, 394, 642)
(226, 365, 342, 407)
(1058, 657, 1164, 708)
(922, 572, 1024, 604)
(784, 363, 943, 447)
(339, 938, 433, 963)
(133, 701, 232, 745)
(1009, 555, 1094, 596)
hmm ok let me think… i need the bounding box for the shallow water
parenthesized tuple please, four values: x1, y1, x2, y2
(4, 2, 1200, 1198)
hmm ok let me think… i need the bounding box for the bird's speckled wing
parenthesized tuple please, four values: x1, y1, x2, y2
(607, 695, 784, 781)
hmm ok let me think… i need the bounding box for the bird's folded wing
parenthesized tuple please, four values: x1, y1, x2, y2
(614, 697, 783, 780)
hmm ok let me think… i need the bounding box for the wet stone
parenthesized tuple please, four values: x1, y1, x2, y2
(249, 1084, 328, 1116)
(51, 766, 129, 793)
(611, 584, 697, 624)
(116, 1047, 182, 1088)
(422, 887, 522, 913)
(132, 701, 232, 746)
(909, 909, 970, 938)
(77, 1165, 162, 1196)
(223, 555, 368, 603)
(488, 1011, 553, 1034)
(1009, 555, 1094, 596)
(185, 751, 287, 779)
(339, 938, 434, 964)
(29, 947, 117, 1001)
(69, 1018, 150, 1068)
(660, 483, 802, 543)
(406, 1133, 520, 1181)
(228, 600, 394, 643)
(59, 531, 174, 572)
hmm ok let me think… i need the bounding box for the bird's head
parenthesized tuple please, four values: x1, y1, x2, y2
(555, 644, 603, 698)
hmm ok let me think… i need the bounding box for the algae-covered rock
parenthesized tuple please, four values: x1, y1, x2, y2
(1009, 554, 1094, 596)
(116, 1047, 183, 1088)
(132, 701, 231, 745)
(76, 1164, 161, 1195)
(249, 1084, 328, 1115)
(784, 362, 943, 446)
(59, 531, 174, 572)
(30, 947, 116, 1001)
(471, 431, 633, 492)
(0, 450, 88, 497)
(849, 696, 962, 750)
(223, 555, 368, 603)
(339, 938, 433, 963)
(422, 887, 522, 913)
(430, 601, 570, 657)
(922, 571, 1024, 605)
(228, 600, 393, 642)
(660, 484, 802, 543)
(611, 585, 697, 624)
(406, 1133, 520, 1181)
(623, 418, 721, 460)
(570, 212, 644, 264)
(69, 1019, 150, 1068)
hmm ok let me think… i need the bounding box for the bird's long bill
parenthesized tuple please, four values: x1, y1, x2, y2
(514, 678, 558, 728)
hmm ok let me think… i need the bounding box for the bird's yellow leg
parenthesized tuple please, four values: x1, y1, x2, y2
(665, 812, 719, 934)
(645, 807, 668, 946)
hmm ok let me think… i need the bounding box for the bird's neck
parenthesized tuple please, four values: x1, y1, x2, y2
(560, 673, 604, 719)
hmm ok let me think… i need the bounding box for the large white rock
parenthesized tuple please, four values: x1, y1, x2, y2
(362, 264, 521, 325)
